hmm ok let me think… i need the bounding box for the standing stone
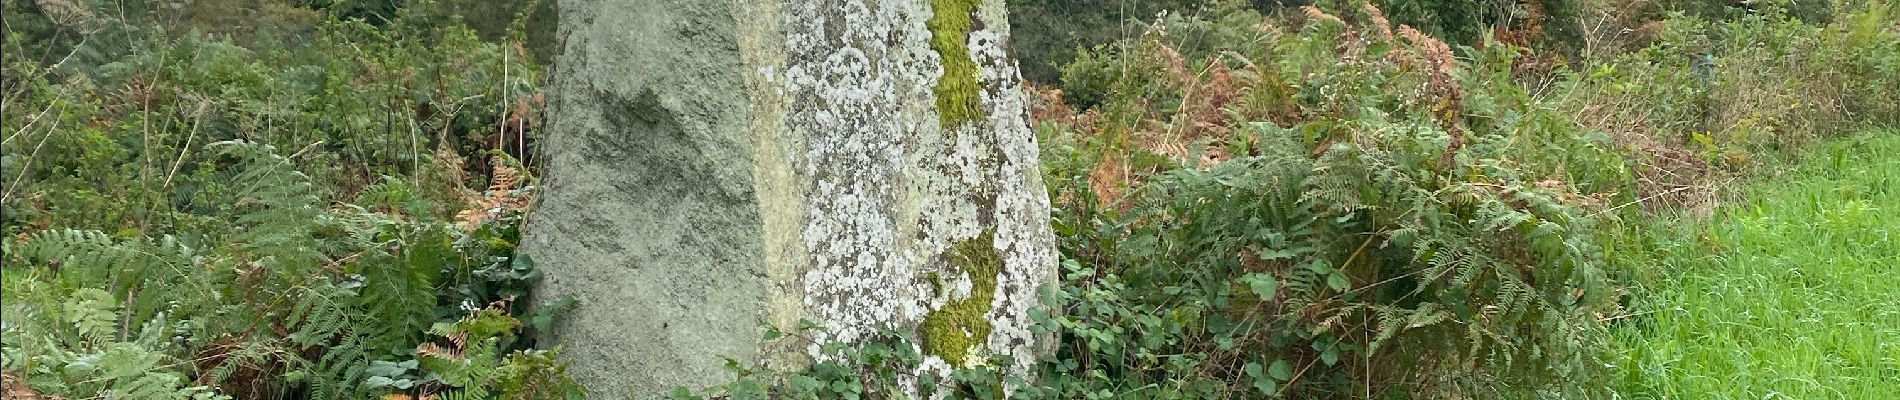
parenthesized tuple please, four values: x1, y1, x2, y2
(523, 0, 1055, 397)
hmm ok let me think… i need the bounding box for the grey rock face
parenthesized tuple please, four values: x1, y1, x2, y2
(524, 0, 1054, 397)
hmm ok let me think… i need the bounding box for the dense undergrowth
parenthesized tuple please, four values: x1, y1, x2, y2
(2, 0, 582, 398)
(1018, 2, 1894, 398)
(2, 0, 1896, 399)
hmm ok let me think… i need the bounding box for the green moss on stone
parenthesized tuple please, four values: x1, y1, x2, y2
(926, 271, 944, 297)
(927, 0, 984, 128)
(918, 230, 1000, 365)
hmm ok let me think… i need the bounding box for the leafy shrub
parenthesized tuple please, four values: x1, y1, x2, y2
(1, 0, 545, 238)
(1558, 1, 1899, 210)
(0, 1, 577, 398)
(1031, 5, 1627, 397)
(1, 143, 579, 399)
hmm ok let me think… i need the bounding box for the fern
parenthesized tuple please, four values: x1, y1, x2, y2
(350, 211, 451, 354)
(2, 281, 230, 400)
(305, 336, 375, 400)
(66, 288, 120, 344)
(214, 141, 329, 278)
(1020, 5, 1628, 397)
(0, 4, 582, 397)
(272, 281, 385, 400)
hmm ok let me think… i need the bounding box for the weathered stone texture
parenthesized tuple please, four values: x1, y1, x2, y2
(524, 0, 1054, 397)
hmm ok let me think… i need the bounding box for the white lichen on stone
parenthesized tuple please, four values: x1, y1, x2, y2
(782, 0, 931, 352)
(970, 0, 1057, 377)
(775, 0, 1053, 384)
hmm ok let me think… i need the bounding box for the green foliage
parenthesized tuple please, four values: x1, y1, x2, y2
(0, 285, 228, 399)
(1020, 0, 1589, 88)
(0, 1, 577, 398)
(1034, 119, 1616, 397)
(1, 0, 545, 237)
(425, 0, 559, 64)
(1370, 0, 1584, 52)
(1559, 0, 1899, 206)
(420, 308, 585, 400)
(1007, 0, 1226, 83)
(1653, 0, 1839, 23)
(2, 142, 580, 398)
(1055, 1, 1272, 109)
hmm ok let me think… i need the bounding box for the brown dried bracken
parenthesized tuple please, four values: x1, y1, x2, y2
(1023, 82, 1074, 124)
(1397, 25, 1466, 167)
(1088, 152, 1131, 210)
(1362, 3, 1395, 43)
(455, 154, 534, 230)
(1155, 43, 1190, 86)
(1302, 5, 1345, 28)
(1174, 61, 1240, 143)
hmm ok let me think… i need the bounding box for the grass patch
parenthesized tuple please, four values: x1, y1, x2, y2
(1610, 132, 1900, 399)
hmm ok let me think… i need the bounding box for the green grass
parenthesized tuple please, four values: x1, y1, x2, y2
(1610, 132, 1900, 399)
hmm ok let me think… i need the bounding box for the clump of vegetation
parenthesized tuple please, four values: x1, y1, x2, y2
(0, 0, 580, 398)
(1561, 0, 1900, 211)
(1030, 3, 1625, 397)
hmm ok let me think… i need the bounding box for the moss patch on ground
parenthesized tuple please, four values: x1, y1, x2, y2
(918, 230, 1000, 365)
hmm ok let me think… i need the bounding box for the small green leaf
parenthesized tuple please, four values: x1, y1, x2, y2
(512, 253, 536, 270)
(1268, 359, 1293, 381)
(365, 360, 416, 376)
(831, 379, 851, 394)
(1216, 335, 1238, 350)
(666, 387, 702, 400)
(1240, 273, 1279, 300)
(762, 325, 783, 341)
(723, 357, 749, 376)
(1321, 347, 1340, 366)
(1327, 271, 1350, 291)
(364, 376, 396, 388)
(1306, 260, 1332, 274)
